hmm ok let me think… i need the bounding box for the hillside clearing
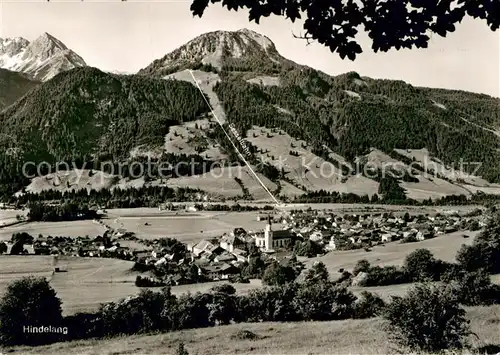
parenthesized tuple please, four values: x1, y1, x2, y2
(166, 166, 278, 201)
(163, 118, 227, 160)
(247, 126, 378, 196)
(10, 305, 500, 355)
(394, 148, 491, 187)
(246, 75, 280, 86)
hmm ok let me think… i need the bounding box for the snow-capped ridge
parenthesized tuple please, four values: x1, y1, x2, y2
(0, 32, 86, 81)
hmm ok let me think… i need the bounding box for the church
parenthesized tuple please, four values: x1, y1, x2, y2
(254, 216, 293, 252)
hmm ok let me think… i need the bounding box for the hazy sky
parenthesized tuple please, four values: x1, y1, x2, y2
(1, 0, 499, 97)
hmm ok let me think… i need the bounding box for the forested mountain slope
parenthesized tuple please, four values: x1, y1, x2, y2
(0, 67, 208, 162)
(141, 29, 500, 183)
(0, 66, 209, 197)
(1, 29, 500, 202)
(0, 69, 39, 111)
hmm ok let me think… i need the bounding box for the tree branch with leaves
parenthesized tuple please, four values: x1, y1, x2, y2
(190, 0, 499, 60)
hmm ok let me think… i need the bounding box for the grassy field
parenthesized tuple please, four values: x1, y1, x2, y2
(1, 251, 496, 315)
(0, 255, 261, 315)
(305, 230, 481, 279)
(10, 305, 500, 354)
(0, 209, 272, 245)
(104, 210, 270, 244)
(0, 256, 135, 315)
(0, 209, 28, 226)
(353, 273, 500, 300)
(0, 220, 107, 241)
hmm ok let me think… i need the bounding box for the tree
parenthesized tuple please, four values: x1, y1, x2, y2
(293, 240, 323, 257)
(0, 241, 7, 254)
(262, 262, 297, 286)
(451, 269, 500, 306)
(456, 243, 484, 272)
(0, 277, 63, 346)
(384, 283, 470, 353)
(190, 0, 499, 61)
(304, 261, 330, 285)
(9, 240, 25, 255)
(207, 291, 236, 325)
(378, 175, 406, 201)
(403, 248, 438, 282)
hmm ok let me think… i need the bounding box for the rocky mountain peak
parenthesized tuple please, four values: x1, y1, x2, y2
(140, 28, 287, 75)
(0, 32, 86, 81)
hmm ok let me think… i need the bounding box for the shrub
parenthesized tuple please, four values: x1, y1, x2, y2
(0, 241, 7, 254)
(352, 259, 370, 276)
(353, 291, 386, 319)
(293, 283, 356, 321)
(361, 265, 409, 286)
(0, 277, 63, 346)
(100, 289, 167, 335)
(210, 284, 236, 295)
(231, 330, 262, 340)
(63, 311, 103, 340)
(384, 283, 470, 353)
(135, 275, 166, 287)
(176, 342, 189, 355)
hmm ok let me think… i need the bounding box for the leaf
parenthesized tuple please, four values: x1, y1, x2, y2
(190, 0, 210, 17)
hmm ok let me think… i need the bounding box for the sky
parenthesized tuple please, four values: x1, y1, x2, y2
(1, 0, 499, 97)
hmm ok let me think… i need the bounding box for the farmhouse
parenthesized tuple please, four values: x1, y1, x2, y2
(219, 233, 245, 252)
(191, 240, 217, 257)
(198, 262, 239, 280)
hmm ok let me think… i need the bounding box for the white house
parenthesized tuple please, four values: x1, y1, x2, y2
(381, 233, 392, 242)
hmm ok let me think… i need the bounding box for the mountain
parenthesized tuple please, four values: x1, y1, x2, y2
(0, 32, 86, 81)
(0, 68, 39, 111)
(139, 28, 297, 76)
(0, 67, 208, 165)
(1, 29, 500, 201)
(140, 29, 500, 181)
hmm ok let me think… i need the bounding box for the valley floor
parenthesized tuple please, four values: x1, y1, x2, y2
(9, 305, 500, 355)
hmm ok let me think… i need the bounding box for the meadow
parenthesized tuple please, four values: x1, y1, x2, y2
(0, 209, 28, 227)
(11, 305, 500, 355)
(305, 230, 480, 279)
(0, 255, 261, 315)
(104, 210, 269, 244)
(0, 220, 107, 241)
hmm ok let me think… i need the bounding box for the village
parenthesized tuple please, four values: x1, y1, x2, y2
(0, 207, 490, 286)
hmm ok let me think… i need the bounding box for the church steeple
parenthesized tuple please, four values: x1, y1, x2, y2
(264, 215, 273, 251)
